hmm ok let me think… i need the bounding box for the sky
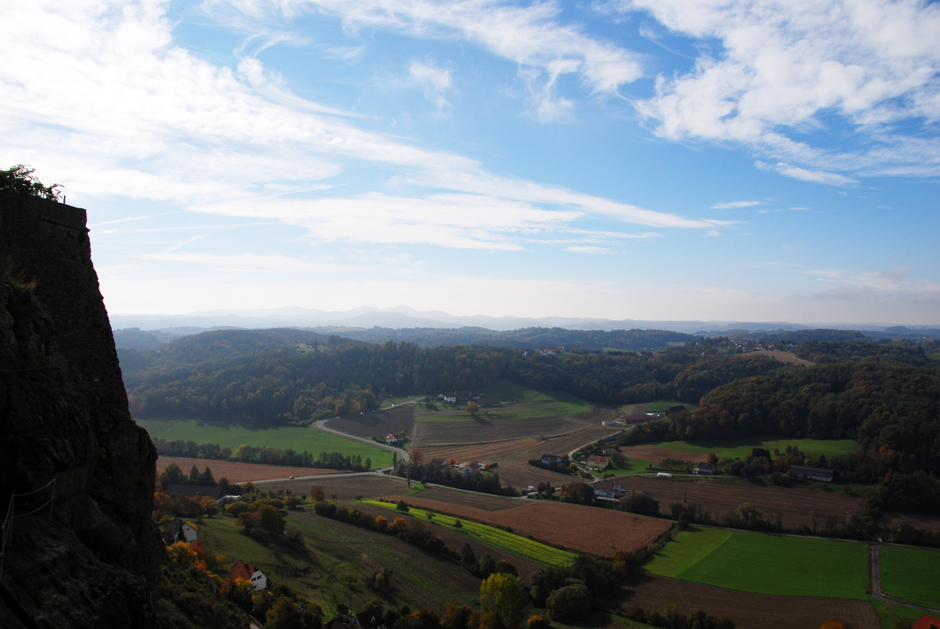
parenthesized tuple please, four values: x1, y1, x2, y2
(2, 0, 939, 325)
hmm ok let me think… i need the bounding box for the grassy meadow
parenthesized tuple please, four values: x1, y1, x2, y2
(879, 545, 940, 608)
(642, 436, 859, 460)
(644, 527, 869, 599)
(415, 383, 593, 423)
(643, 401, 698, 413)
(363, 499, 577, 567)
(136, 418, 394, 467)
(197, 509, 479, 616)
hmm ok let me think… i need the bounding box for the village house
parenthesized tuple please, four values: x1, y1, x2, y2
(443, 396, 457, 404)
(385, 433, 403, 445)
(693, 462, 716, 475)
(164, 484, 225, 502)
(587, 455, 609, 469)
(227, 562, 267, 590)
(540, 454, 564, 466)
(161, 518, 198, 544)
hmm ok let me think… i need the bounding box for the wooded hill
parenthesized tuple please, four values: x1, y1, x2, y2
(118, 332, 784, 424)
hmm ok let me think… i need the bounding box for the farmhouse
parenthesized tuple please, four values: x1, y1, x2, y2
(385, 433, 403, 445)
(443, 396, 456, 404)
(164, 484, 224, 502)
(430, 458, 447, 469)
(227, 562, 267, 590)
(789, 465, 834, 482)
(540, 454, 564, 466)
(477, 397, 501, 407)
(913, 615, 940, 629)
(693, 462, 716, 475)
(588, 455, 609, 469)
(161, 518, 197, 544)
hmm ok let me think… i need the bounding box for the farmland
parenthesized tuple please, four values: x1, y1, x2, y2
(380, 496, 672, 558)
(197, 507, 482, 615)
(414, 383, 593, 423)
(136, 417, 394, 467)
(362, 499, 578, 567)
(157, 456, 343, 483)
(326, 404, 415, 440)
(592, 475, 863, 530)
(614, 574, 880, 629)
(644, 527, 870, 599)
(623, 436, 859, 461)
(879, 545, 940, 608)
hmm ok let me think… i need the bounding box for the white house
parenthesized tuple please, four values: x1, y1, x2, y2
(161, 518, 198, 544)
(228, 562, 267, 590)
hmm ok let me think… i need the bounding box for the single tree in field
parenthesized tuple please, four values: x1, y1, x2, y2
(355, 495, 364, 503)
(396, 500, 410, 513)
(466, 402, 480, 416)
(409, 448, 424, 465)
(310, 486, 325, 502)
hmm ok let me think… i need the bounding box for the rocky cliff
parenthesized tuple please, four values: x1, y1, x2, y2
(0, 194, 161, 627)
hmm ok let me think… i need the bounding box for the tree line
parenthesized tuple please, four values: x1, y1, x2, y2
(155, 439, 372, 471)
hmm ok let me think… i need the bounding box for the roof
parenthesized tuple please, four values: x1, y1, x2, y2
(356, 611, 383, 629)
(227, 562, 259, 582)
(165, 484, 224, 500)
(477, 397, 500, 406)
(789, 465, 834, 478)
(912, 615, 940, 629)
(588, 455, 609, 465)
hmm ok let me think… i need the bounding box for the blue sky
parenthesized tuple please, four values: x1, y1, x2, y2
(3, 0, 939, 325)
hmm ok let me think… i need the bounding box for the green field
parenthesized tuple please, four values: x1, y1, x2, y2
(415, 383, 592, 423)
(136, 418, 394, 467)
(381, 395, 418, 408)
(645, 527, 869, 599)
(642, 436, 859, 460)
(599, 457, 653, 478)
(871, 601, 927, 629)
(880, 545, 940, 608)
(363, 500, 577, 567)
(198, 509, 479, 616)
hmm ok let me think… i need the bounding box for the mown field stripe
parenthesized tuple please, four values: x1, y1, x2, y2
(363, 499, 577, 568)
(644, 527, 734, 578)
(673, 530, 870, 600)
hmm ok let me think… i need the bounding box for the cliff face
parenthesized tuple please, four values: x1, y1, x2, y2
(0, 194, 161, 627)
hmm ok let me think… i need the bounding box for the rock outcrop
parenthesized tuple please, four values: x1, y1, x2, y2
(0, 194, 161, 628)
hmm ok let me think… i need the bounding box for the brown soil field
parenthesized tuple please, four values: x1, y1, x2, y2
(262, 474, 408, 500)
(157, 456, 343, 483)
(419, 438, 542, 464)
(381, 496, 672, 558)
(495, 465, 580, 491)
(613, 574, 879, 629)
(593, 476, 864, 530)
(327, 404, 415, 439)
(411, 486, 527, 512)
(617, 445, 708, 463)
(735, 350, 814, 366)
(411, 407, 618, 448)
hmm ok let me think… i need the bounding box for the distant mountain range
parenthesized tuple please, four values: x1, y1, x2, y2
(108, 305, 940, 336)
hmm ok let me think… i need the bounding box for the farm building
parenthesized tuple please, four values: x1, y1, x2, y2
(385, 433, 403, 444)
(693, 462, 716, 475)
(588, 455, 609, 468)
(540, 454, 564, 466)
(477, 397, 501, 407)
(227, 562, 267, 590)
(789, 465, 834, 482)
(912, 615, 940, 629)
(164, 484, 224, 502)
(161, 518, 198, 544)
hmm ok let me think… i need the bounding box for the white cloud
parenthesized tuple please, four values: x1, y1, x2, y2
(755, 161, 857, 186)
(566, 246, 612, 254)
(409, 59, 452, 111)
(0, 0, 716, 252)
(212, 0, 644, 117)
(711, 200, 760, 209)
(621, 0, 940, 182)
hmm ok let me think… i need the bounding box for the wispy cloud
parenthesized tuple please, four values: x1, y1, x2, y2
(620, 0, 940, 183)
(409, 59, 453, 111)
(756, 161, 857, 187)
(711, 200, 760, 209)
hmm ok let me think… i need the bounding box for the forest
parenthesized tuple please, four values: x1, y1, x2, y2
(119, 332, 785, 424)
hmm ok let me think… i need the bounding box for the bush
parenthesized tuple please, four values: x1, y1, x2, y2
(547, 584, 590, 622)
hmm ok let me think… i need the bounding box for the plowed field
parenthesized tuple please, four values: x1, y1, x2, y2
(617, 445, 708, 463)
(419, 438, 541, 463)
(261, 474, 408, 500)
(327, 405, 415, 439)
(613, 574, 879, 629)
(593, 476, 863, 530)
(157, 456, 343, 483)
(410, 407, 618, 447)
(381, 496, 671, 558)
